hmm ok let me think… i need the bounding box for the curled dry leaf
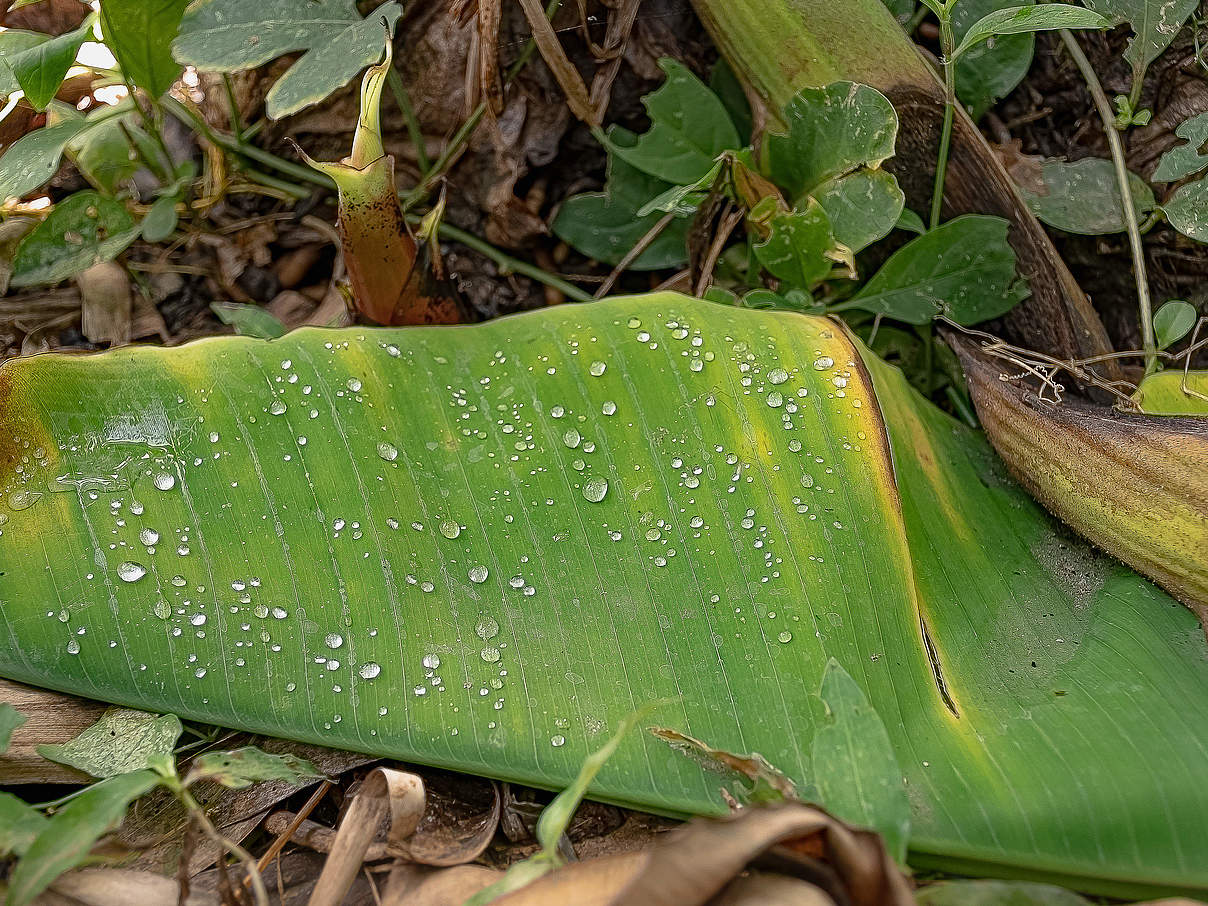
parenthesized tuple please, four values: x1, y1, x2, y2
(949, 333, 1208, 630)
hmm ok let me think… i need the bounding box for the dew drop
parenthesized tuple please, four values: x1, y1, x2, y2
(439, 519, 461, 539)
(347, 378, 362, 392)
(476, 617, 500, 640)
(153, 472, 175, 491)
(562, 429, 581, 449)
(589, 360, 606, 376)
(601, 401, 617, 416)
(269, 399, 287, 415)
(423, 653, 441, 669)
(66, 639, 80, 654)
(153, 600, 171, 619)
(469, 565, 489, 584)
(359, 662, 381, 679)
(377, 442, 399, 462)
(813, 356, 834, 371)
(139, 528, 159, 546)
(481, 646, 501, 663)
(768, 368, 789, 385)
(582, 477, 609, 503)
(117, 561, 146, 582)
(778, 630, 793, 643)
(551, 734, 566, 747)
(325, 633, 344, 649)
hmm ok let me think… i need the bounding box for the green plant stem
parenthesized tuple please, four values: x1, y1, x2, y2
(387, 68, 431, 175)
(930, 6, 957, 229)
(431, 221, 595, 303)
(222, 74, 244, 137)
(240, 167, 313, 199)
(1128, 63, 1145, 114)
(1059, 28, 1156, 372)
(178, 788, 269, 906)
(162, 96, 334, 190)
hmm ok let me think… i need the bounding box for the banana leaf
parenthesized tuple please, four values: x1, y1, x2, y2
(1, 295, 1206, 897)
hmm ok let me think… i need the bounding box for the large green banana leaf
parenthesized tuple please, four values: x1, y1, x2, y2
(1, 294, 1206, 897)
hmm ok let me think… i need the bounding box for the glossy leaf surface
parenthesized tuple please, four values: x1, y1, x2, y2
(0, 296, 1206, 897)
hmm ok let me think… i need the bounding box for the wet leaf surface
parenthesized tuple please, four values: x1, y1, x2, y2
(1, 295, 1207, 896)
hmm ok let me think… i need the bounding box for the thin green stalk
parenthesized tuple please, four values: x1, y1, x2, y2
(222, 74, 244, 137)
(387, 67, 431, 174)
(929, 6, 956, 229)
(239, 167, 313, 199)
(1128, 63, 1145, 114)
(1059, 29, 1156, 372)
(162, 96, 334, 190)
(433, 221, 595, 303)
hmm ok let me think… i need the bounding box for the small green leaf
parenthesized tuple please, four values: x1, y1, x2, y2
(606, 58, 740, 186)
(951, 5, 1110, 61)
(0, 793, 47, 859)
(210, 301, 287, 339)
(1017, 157, 1155, 235)
(6, 770, 160, 906)
(813, 659, 910, 864)
(553, 127, 690, 270)
(812, 168, 904, 253)
(917, 880, 1092, 905)
(953, 0, 1036, 120)
(56, 101, 142, 196)
(0, 703, 25, 754)
(36, 708, 182, 779)
(1081, 0, 1198, 71)
(464, 703, 660, 906)
(99, 0, 189, 98)
(895, 207, 927, 235)
(173, 0, 403, 120)
(186, 745, 324, 789)
(1153, 300, 1197, 349)
(10, 191, 140, 287)
(0, 101, 131, 201)
(1153, 112, 1208, 182)
(764, 82, 897, 201)
(843, 214, 1027, 324)
(637, 159, 724, 217)
(1162, 175, 1208, 242)
(753, 201, 838, 289)
(2, 19, 90, 111)
(1133, 369, 1208, 415)
(141, 194, 180, 242)
(0, 30, 51, 99)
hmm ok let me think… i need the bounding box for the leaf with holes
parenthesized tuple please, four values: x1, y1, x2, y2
(9, 191, 139, 287)
(605, 58, 741, 186)
(187, 746, 325, 789)
(1, 295, 1207, 898)
(1080, 0, 1197, 71)
(1162, 175, 1208, 242)
(37, 708, 182, 779)
(764, 81, 897, 201)
(172, 0, 403, 119)
(1154, 112, 1208, 182)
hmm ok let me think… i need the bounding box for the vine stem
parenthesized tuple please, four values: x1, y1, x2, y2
(929, 5, 956, 229)
(432, 221, 595, 303)
(1059, 28, 1156, 372)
